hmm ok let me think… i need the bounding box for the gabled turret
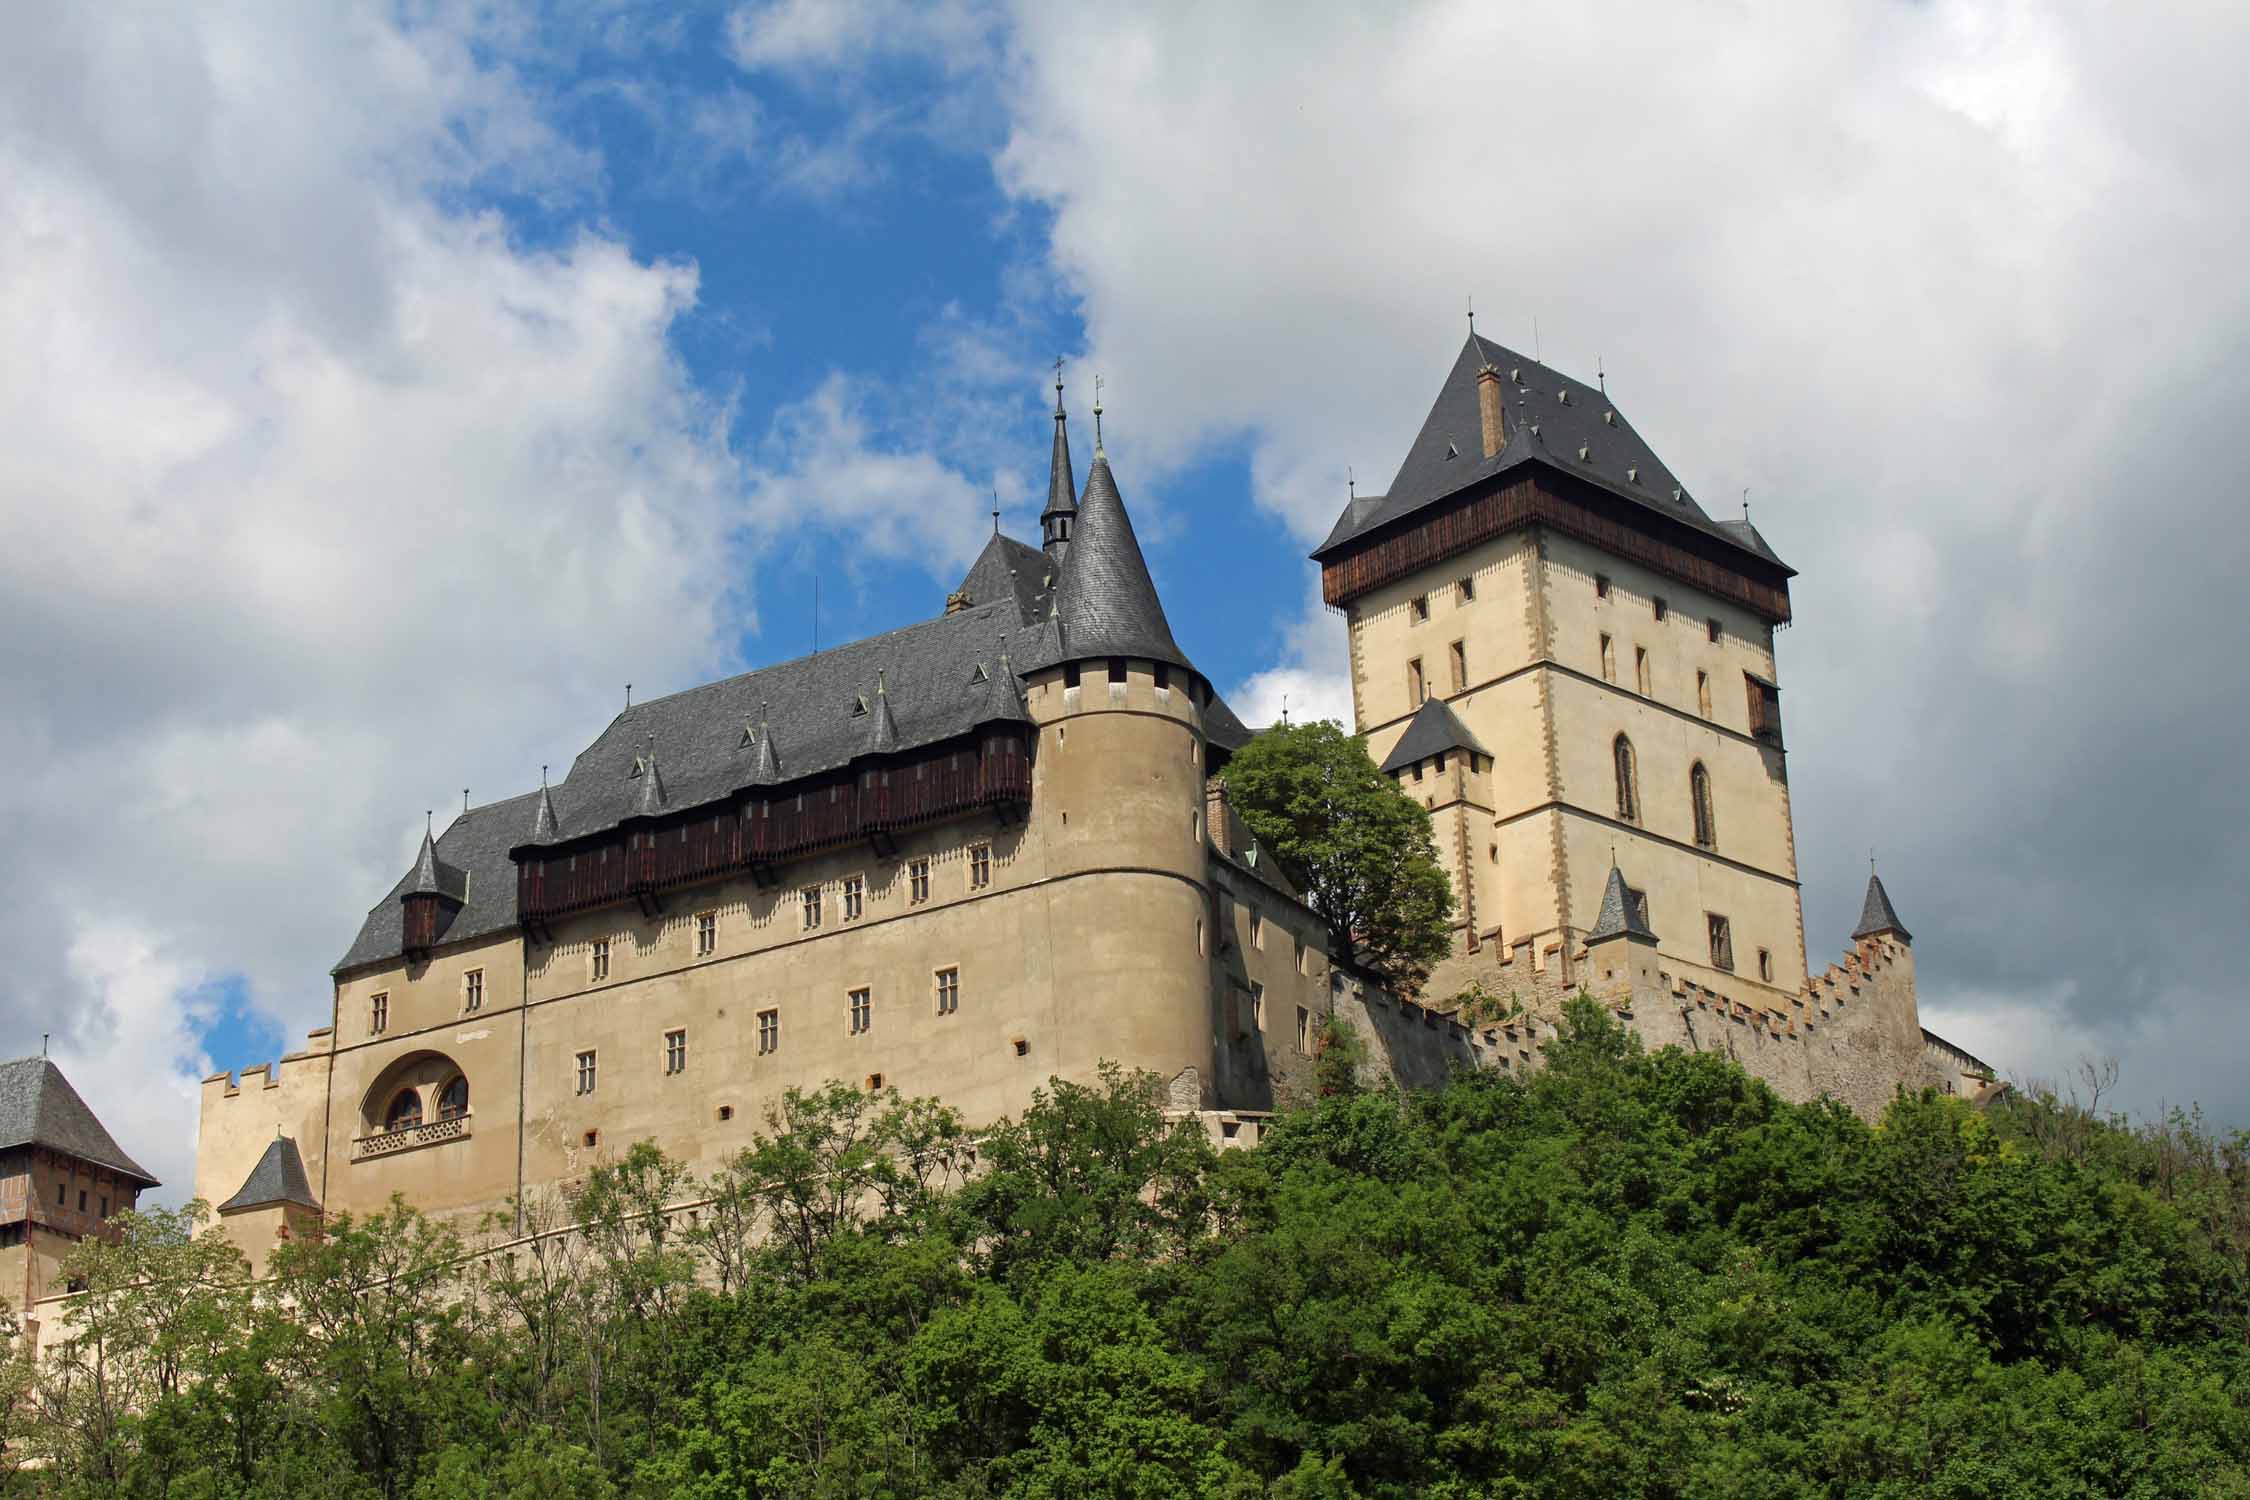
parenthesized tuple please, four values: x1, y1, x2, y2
(973, 637, 1031, 727)
(529, 775, 560, 843)
(1585, 861, 1656, 945)
(1852, 871, 1912, 944)
(861, 670, 901, 756)
(1048, 447, 1190, 672)
(632, 739, 668, 818)
(1040, 369, 1077, 565)
(746, 703, 782, 785)
(401, 818, 467, 958)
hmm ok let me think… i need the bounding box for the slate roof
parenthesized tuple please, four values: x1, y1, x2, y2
(1041, 400, 1078, 527)
(1586, 863, 1657, 943)
(1377, 696, 1490, 774)
(1049, 451, 1192, 671)
(0, 1057, 157, 1187)
(1852, 872, 1912, 943)
(216, 1135, 320, 1214)
(1313, 334, 1792, 577)
(956, 532, 1052, 624)
(336, 790, 543, 973)
(405, 827, 467, 902)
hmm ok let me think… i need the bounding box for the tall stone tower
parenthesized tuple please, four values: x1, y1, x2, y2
(1313, 334, 1804, 1000)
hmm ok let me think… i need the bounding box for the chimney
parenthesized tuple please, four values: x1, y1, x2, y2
(944, 588, 972, 615)
(1476, 362, 1506, 458)
(1204, 776, 1231, 856)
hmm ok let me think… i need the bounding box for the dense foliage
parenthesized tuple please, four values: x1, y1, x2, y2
(12, 1009, 2250, 1497)
(1222, 719, 1454, 989)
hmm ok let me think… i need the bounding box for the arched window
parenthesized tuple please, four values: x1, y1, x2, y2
(437, 1076, 469, 1122)
(1613, 735, 1639, 823)
(385, 1088, 423, 1132)
(1690, 763, 1716, 850)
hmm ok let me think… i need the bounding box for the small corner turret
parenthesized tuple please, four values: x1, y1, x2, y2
(1040, 363, 1078, 565)
(1851, 870, 1912, 945)
(401, 817, 468, 959)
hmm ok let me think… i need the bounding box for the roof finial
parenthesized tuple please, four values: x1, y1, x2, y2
(1347, 465, 1355, 500)
(1466, 294, 1475, 337)
(877, 667, 888, 696)
(463, 788, 469, 815)
(1281, 692, 1289, 725)
(541, 764, 549, 787)
(1532, 315, 1541, 364)
(1743, 488, 1751, 522)
(624, 682, 631, 708)
(425, 809, 433, 836)
(1053, 354, 1065, 414)
(992, 485, 1001, 536)
(1092, 374, 1105, 453)
(1597, 355, 1605, 395)
(41, 1032, 48, 1058)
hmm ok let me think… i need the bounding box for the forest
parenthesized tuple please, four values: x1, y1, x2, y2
(10, 1002, 2248, 1498)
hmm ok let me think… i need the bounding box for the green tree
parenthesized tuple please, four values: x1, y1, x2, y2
(1221, 719, 1453, 989)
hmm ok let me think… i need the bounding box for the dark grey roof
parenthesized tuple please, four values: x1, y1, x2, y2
(405, 827, 467, 902)
(1312, 334, 1792, 576)
(864, 673, 902, 754)
(336, 791, 543, 973)
(1203, 692, 1254, 754)
(529, 781, 560, 842)
(1211, 803, 1304, 906)
(1586, 863, 1656, 943)
(632, 742, 669, 819)
(1049, 450, 1191, 671)
(1377, 696, 1490, 774)
(216, 1135, 319, 1214)
(1041, 401, 1078, 524)
(955, 532, 1051, 624)
(975, 642, 1031, 725)
(0, 1057, 157, 1186)
(1852, 872, 1911, 943)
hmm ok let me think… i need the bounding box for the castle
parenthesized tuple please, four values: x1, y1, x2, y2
(192, 335, 1999, 1269)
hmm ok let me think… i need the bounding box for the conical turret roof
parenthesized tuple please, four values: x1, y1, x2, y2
(861, 671, 901, 755)
(1041, 391, 1077, 526)
(405, 823, 467, 902)
(1852, 871, 1911, 943)
(747, 705, 782, 785)
(529, 779, 560, 842)
(1586, 862, 1656, 943)
(634, 741, 668, 817)
(973, 638, 1031, 726)
(1049, 450, 1190, 671)
(216, 1135, 319, 1213)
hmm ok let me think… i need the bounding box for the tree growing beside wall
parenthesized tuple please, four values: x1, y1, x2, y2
(1222, 719, 1454, 990)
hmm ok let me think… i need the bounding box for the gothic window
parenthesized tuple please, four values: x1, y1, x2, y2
(1449, 640, 1467, 693)
(1635, 646, 1651, 696)
(386, 1088, 423, 1132)
(437, 1076, 469, 1121)
(1614, 735, 1640, 823)
(1707, 914, 1735, 972)
(1599, 634, 1615, 683)
(1691, 762, 1716, 850)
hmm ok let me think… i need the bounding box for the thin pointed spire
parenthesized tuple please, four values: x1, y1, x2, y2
(1041, 359, 1078, 564)
(976, 632, 1030, 725)
(748, 700, 781, 784)
(530, 766, 560, 842)
(863, 669, 901, 755)
(1092, 374, 1105, 455)
(1852, 869, 1912, 943)
(1586, 860, 1656, 943)
(635, 733, 667, 816)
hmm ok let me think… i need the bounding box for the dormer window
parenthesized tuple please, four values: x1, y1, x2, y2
(852, 695, 869, 717)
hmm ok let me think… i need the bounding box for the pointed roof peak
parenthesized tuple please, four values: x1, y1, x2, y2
(530, 777, 560, 842)
(975, 633, 1031, 726)
(0, 1056, 157, 1186)
(1852, 870, 1912, 943)
(1377, 696, 1490, 773)
(216, 1134, 319, 1214)
(1043, 365, 1078, 523)
(862, 669, 901, 754)
(747, 700, 782, 784)
(1051, 446, 1191, 672)
(635, 735, 668, 816)
(1586, 862, 1656, 944)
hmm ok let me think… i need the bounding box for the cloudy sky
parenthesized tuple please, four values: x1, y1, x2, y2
(5, 0, 2245, 1198)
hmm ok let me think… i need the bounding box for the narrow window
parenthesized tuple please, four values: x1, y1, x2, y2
(1653, 596, 1669, 622)
(1707, 617, 1722, 644)
(1410, 594, 1429, 623)
(1295, 938, 1307, 976)
(843, 875, 864, 921)
(1449, 640, 1467, 693)
(1458, 576, 1475, 603)
(78, 1190, 86, 1212)
(1757, 948, 1774, 983)
(1614, 734, 1639, 823)
(1407, 658, 1426, 704)
(98, 1196, 108, 1219)
(463, 968, 484, 1013)
(909, 858, 930, 903)
(1595, 573, 1611, 599)
(696, 911, 716, 956)
(665, 1029, 687, 1075)
(1600, 634, 1615, 683)
(369, 992, 388, 1035)
(1635, 646, 1651, 696)
(438, 1076, 468, 1121)
(801, 886, 822, 929)
(1250, 982, 1265, 1031)
(935, 967, 959, 1016)
(1250, 910, 1264, 950)
(576, 1050, 597, 1095)
(1697, 670, 1712, 718)
(1154, 663, 1170, 693)
(1296, 1006, 1312, 1056)
(1690, 762, 1716, 850)
(1108, 656, 1127, 684)
(1707, 914, 1734, 972)
(757, 1009, 779, 1055)
(849, 987, 872, 1035)
(591, 940, 610, 982)
(53, 1183, 63, 1207)
(1064, 661, 1081, 689)
(969, 844, 991, 889)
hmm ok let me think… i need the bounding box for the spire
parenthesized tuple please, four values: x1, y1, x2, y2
(635, 735, 668, 817)
(407, 823, 446, 895)
(748, 702, 781, 785)
(1852, 870, 1912, 943)
(1041, 358, 1078, 563)
(975, 635, 1031, 725)
(1050, 447, 1191, 671)
(529, 768, 560, 843)
(863, 669, 901, 755)
(1586, 860, 1656, 943)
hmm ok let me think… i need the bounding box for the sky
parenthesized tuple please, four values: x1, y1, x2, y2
(4, 0, 2247, 1201)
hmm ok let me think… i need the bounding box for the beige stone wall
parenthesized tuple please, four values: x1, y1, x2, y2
(1207, 861, 1334, 1111)
(196, 1041, 336, 1212)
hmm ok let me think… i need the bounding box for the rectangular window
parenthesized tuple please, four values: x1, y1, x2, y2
(78, 1190, 86, 1212)
(909, 858, 930, 903)
(843, 875, 864, 921)
(1296, 1006, 1312, 1056)
(935, 967, 959, 1015)
(849, 987, 872, 1035)
(1599, 634, 1615, 683)
(576, 1049, 597, 1095)
(1654, 596, 1669, 622)
(1458, 576, 1474, 603)
(1697, 670, 1712, 718)
(758, 1009, 779, 1055)
(1407, 658, 1425, 703)
(590, 940, 610, 982)
(1410, 594, 1429, 623)
(1707, 617, 1722, 644)
(1108, 656, 1127, 684)
(665, 1029, 687, 1075)
(969, 844, 991, 890)
(1746, 673, 1784, 746)
(463, 969, 483, 1013)
(1250, 910, 1264, 950)
(1295, 938, 1308, 975)
(1707, 914, 1735, 972)
(696, 911, 716, 956)
(369, 992, 388, 1035)
(1250, 982, 1265, 1031)
(54, 1183, 63, 1207)
(1064, 661, 1081, 689)
(1757, 948, 1774, 983)
(1635, 646, 1651, 696)
(1595, 573, 1611, 599)
(98, 1196, 107, 1219)
(801, 886, 822, 929)
(1448, 640, 1467, 693)
(1154, 663, 1170, 693)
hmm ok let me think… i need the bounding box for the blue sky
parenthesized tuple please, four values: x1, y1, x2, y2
(9, 0, 2250, 1197)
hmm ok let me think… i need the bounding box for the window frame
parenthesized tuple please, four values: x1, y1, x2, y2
(908, 857, 931, 903)
(1614, 734, 1640, 823)
(1690, 761, 1716, 850)
(757, 1008, 779, 1055)
(575, 1049, 598, 1096)
(848, 987, 872, 1036)
(369, 991, 389, 1036)
(968, 844, 991, 890)
(590, 939, 610, 982)
(934, 967, 959, 1016)
(462, 968, 483, 1014)
(437, 1075, 469, 1122)
(801, 885, 823, 929)
(1448, 639, 1467, 693)
(385, 1087, 422, 1132)
(695, 910, 717, 957)
(842, 873, 864, 922)
(664, 1028, 687, 1076)
(1706, 913, 1735, 972)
